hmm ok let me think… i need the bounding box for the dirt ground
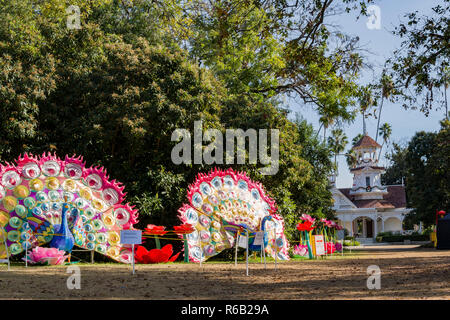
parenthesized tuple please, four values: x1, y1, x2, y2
(0, 245, 449, 300)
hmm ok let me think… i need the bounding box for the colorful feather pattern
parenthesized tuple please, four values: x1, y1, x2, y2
(178, 168, 290, 262)
(0, 153, 139, 263)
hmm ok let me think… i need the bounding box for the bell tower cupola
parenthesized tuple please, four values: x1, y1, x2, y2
(349, 134, 388, 200)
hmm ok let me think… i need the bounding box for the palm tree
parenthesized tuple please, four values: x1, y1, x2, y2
(327, 128, 348, 171)
(352, 133, 364, 146)
(359, 85, 374, 135)
(443, 67, 449, 120)
(375, 73, 395, 142)
(318, 115, 335, 143)
(378, 122, 392, 161)
(345, 133, 364, 169)
(445, 78, 448, 120)
(346, 149, 358, 169)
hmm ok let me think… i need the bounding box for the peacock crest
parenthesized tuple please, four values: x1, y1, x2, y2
(178, 168, 290, 262)
(0, 153, 139, 263)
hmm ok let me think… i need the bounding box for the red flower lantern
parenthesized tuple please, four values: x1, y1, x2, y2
(144, 224, 168, 236)
(173, 224, 195, 235)
(296, 221, 315, 232)
(325, 242, 336, 254)
(135, 244, 180, 264)
(436, 210, 447, 226)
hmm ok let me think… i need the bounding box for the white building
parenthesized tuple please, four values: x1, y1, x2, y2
(331, 134, 413, 243)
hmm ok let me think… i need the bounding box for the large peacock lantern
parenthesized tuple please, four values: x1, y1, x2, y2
(178, 168, 290, 262)
(0, 153, 139, 263)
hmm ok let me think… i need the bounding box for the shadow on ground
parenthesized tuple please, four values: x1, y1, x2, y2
(0, 247, 449, 299)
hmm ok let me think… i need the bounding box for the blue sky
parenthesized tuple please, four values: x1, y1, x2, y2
(289, 0, 448, 188)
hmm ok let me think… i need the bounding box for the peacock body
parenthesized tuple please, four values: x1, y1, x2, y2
(178, 168, 290, 262)
(0, 153, 139, 263)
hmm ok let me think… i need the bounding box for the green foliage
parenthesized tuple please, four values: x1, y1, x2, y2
(382, 119, 450, 226)
(387, 0, 450, 115)
(91, 0, 188, 46)
(173, 0, 373, 124)
(374, 74, 397, 142)
(351, 133, 364, 146)
(0, 0, 344, 242)
(378, 122, 392, 159)
(292, 117, 335, 220)
(382, 142, 409, 185)
(343, 240, 359, 246)
(327, 128, 348, 170)
(375, 231, 429, 242)
(37, 34, 226, 227)
(344, 133, 363, 169)
(376, 231, 394, 237)
(377, 234, 429, 243)
(422, 226, 435, 236)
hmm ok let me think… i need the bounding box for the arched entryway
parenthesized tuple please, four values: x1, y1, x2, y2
(352, 216, 375, 238)
(384, 217, 402, 232)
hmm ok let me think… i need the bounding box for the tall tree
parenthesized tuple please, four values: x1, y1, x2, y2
(382, 120, 450, 226)
(387, 0, 450, 115)
(378, 122, 392, 160)
(319, 115, 334, 142)
(441, 66, 449, 119)
(359, 85, 375, 135)
(382, 142, 408, 185)
(375, 74, 395, 141)
(352, 133, 364, 146)
(180, 0, 373, 120)
(0, 0, 347, 241)
(346, 149, 357, 169)
(345, 133, 363, 169)
(327, 128, 348, 171)
(0, 0, 59, 160)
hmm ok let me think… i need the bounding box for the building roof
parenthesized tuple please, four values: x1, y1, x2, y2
(349, 165, 385, 172)
(338, 185, 407, 209)
(352, 134, 382, 150)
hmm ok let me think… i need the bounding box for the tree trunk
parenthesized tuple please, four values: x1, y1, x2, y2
(378, 141, 385, 162)
(375, 97, 384, 142)
(445, 83, 448, 119)
(315, 122, 323, 139)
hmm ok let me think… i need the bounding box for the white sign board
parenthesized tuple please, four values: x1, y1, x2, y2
(120, 230, 142, 275)
(120, 230, 142, 245)
(313, 235, 325, 256)
(238, 235, 248, 248)
(253, 232, 264, 246)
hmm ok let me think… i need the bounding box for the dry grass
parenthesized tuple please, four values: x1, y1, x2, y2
(0, 246, 449, 300)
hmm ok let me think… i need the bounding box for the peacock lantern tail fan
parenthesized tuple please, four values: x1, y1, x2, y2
(0, 153, 139, 263)
(177, 168, 290, 263)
